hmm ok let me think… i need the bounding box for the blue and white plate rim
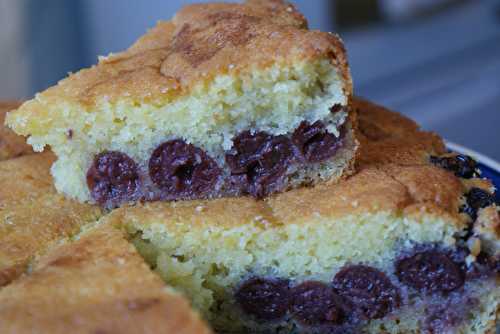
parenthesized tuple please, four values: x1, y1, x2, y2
(446, 141, 500, 173)
(446, 141, 500, 202)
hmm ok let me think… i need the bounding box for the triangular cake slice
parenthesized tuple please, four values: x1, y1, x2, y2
(0, 223, 212, 334)
(6, 0, 356, 208)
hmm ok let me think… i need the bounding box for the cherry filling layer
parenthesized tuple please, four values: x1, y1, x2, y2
(234, 248, 498, 331)
(87, 120, 345, 205)
(225, 121, 345, 198)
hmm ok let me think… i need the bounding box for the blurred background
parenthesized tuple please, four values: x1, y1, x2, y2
(0, 0, 499, 159)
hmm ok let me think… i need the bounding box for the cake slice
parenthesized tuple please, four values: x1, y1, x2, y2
(0, 223, 211, 334)
(0, 101, 32, 160)
(6, 0, 356, 208)
(0, 153, 101, 286)
(104, 98, 499, 333)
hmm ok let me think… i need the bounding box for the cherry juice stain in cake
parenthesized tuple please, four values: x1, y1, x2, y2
(423, 291, 479, 333)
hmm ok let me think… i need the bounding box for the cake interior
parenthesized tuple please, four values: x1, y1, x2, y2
(114, 203, 498, 333)
(20, 59, 353, 207)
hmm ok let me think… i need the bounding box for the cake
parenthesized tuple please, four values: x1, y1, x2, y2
(0, 153, 101, 286)
(0, 101, 32, 160)
(6, 0, 357, 209)
(102, 98, 499, 333)
(0, 223, 211, 334)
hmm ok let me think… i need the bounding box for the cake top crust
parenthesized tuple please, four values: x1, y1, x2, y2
(0, 152, 54, 202)
(106, 98, 496, 233)
(7, 0, 351, 137)
(0, 153, 102, 287)
(0, 224, 211, 334)
(0, 101, 32, 160)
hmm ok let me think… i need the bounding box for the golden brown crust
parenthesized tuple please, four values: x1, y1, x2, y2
(0, 153, 102, 286)
(0, 101, 32, 159)
(353, 97, 446, 167)
(8, 0, 351, 124)
(0, 224, 211, 333)
(0, 152, 55, 202)
(106, 98, 472, 231)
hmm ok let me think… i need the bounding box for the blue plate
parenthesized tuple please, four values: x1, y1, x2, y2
(447, 142, 500, 203)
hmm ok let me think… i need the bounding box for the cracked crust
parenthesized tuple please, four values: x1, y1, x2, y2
(0, 101, 32, 160)
(0, 224, 211, 334)
(0, 153, 102, 287)
(7, 0, 350, 128)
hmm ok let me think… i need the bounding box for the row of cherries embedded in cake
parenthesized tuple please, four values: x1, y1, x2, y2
(234, 247, 498, 331)
(86, 120, 344, 206)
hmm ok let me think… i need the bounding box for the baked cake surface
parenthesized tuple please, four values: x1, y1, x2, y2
(0, 153, 101, 287)
(103, 98, 499, 333)
(0, 223, 211, 334)
(0, 101, 32, 160)
(6, 0, 357, 208)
